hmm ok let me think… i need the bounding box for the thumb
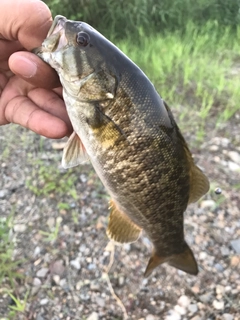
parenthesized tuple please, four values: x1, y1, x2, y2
(9, 51, 60, 89)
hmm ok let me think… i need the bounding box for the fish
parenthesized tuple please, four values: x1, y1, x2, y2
(34, 15, 209, 277)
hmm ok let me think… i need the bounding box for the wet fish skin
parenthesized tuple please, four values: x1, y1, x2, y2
(34, 16, 209, 277)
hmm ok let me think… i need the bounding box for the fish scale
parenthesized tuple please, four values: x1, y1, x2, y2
(34, 15, 209, 277)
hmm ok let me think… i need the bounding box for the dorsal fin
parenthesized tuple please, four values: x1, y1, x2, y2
(163, 100, 209, 203)
(62, 131, 89, 168)
(107, 200, 142, 244)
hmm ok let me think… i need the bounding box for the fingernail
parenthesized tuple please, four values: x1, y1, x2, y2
(16, 57, 37, 78)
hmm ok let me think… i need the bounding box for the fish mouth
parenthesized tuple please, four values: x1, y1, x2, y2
(33, 15, 68, 55)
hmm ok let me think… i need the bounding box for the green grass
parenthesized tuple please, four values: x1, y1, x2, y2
(117, 21, 240, 138)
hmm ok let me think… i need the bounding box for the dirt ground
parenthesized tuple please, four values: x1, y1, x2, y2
(0, 107, 239, 319)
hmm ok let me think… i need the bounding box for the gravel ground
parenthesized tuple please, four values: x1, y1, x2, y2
(0, 110, 239, 320)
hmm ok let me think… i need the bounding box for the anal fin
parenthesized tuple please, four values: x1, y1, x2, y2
(107, 200, 142, 244)
(144, 242, 198, 277)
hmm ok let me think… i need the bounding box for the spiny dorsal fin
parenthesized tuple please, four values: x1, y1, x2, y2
(144, 242, 198, 277)
(107, 200, 142, 244)
(62, 131, 89, 168)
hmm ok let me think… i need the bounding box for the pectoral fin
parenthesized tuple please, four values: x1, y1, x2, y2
(144, 243, 198, 277)
(62, 131, 89, 169)
(107, 200, 142, 244)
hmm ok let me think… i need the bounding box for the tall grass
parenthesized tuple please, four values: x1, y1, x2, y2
(44, 0, 240, 39)
(117, 21, 240, 135)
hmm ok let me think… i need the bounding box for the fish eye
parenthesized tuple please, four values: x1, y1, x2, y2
(76, 32, 90, 46)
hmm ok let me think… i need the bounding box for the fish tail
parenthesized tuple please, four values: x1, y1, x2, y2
(144, 242, 198, 277)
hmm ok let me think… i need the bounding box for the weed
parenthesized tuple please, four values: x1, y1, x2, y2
(39, 217, 62, 242)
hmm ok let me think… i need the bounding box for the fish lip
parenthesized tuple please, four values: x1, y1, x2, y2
(47, 15, 67, 37)
(32, 15, 68, 55)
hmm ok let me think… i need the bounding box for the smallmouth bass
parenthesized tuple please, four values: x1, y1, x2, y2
(34, 16, 209, 277)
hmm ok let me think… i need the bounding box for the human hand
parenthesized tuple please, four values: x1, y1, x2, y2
(0, 0, 72, 138)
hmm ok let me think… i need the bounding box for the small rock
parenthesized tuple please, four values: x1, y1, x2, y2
(190, 316, 202, 320)
(227, 151, 240, 164)
(50, 260, 65, 276)
(40, 298, 49, 305)
(230, 239, 240, 254)
(33, 278, 42, 286)
(87, 263, 96, 270)
(36, 267, 48, 278)
(36, 314, 44, 320)
(146, 315, 156, 320)
(70, 259, 81, 270)
(0, 189, 8, 199)
(230, 255, 240, 267)
(214, 263, 224, 272)
(34, 246, 41, 257)
(188, 304, 198, 314)
(200, 200, 216, 209)
(59, 278, 67, 289)
(228, 161, 240, 171)
(87, 312, 99, 320)
(199, 293, 212, 303)
(212, 299, 224, 310)
(216, 285, 225, 295)
(199, 251, 207, 260)
(177, 295, 190, 308)
(221, 246, 230, 256)
(222, 313, 233, 320)
(96, 297, 105, 307)
(174, 305, 186, 315)
(166, 310, 181, 320)
(53, 275, 60, 285)
(13, 224, 26, 233)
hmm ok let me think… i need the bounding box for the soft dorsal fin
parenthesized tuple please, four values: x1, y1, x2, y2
(188, 163, 209, 203)
(107, 200, 142, 244)
(62, 131, 89, 169)
(144, 242, 198, 278)
(163, 100, 209, 203)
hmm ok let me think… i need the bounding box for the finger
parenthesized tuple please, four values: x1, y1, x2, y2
(0, 0, 52, 49)
(0, 39, 23, 61)
(28, 87, 72, 132)
(5, 95, 70, 139)
(9, 51, 61, 88)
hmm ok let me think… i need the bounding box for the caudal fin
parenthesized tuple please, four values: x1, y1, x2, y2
(144, 243, 198, 277)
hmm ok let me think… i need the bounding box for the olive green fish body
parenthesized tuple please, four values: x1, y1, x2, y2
(34, 16, 209, 276)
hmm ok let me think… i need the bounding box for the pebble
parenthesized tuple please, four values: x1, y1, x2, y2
(40, 298, 49, 305)
(33, 277, 42, 286)
(230, 238, 240, 254)
(222, 314, 234, 320)
(87, 312, 99, 320)
(50, 260, 65, 276)
(96, 297, 105, 307)
(146, 315, 156, 320)
(220, 246, 230, 256)
(166, 310, 181, 320)
(212, 299, 224, 310)
(188, 304, 198, 314)
(13, 224, 26, 232)
(0, 189, 8, 199)
(199, 251, 207, 260)
(70, 259, 81, 270)
(34, 246, 41, 257)
(228, 161, 240, 171)
(231, 255, 240, 267)
(36, 267, 49, 278)
(174, 305, 186, 315)
(199, 293, 212, 303)
(227, 151, 240, 164)
(200, 200, 216, 209)
(177, 295, 190, 308)
(190, 316, 202, 320)
(53, 275, 60, 285)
